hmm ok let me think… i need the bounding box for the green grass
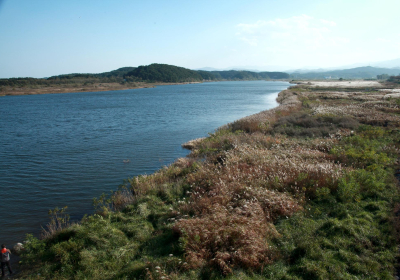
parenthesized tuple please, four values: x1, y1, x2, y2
(266, 169, 398, 279)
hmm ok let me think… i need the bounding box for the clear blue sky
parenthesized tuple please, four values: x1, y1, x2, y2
(0, 0, 399, 78)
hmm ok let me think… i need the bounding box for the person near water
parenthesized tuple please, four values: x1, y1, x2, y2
(1, 244, 13, 277)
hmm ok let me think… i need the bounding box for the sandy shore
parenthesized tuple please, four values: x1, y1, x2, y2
(308, 80, 383, 88)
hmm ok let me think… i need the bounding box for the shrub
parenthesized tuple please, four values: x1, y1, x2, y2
(41, 206, 71, 240)
(174, 205, 278, 275)
(272, 113, 359, 138)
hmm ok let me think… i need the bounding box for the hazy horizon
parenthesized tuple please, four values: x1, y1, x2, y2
(1, 0, 399, 78)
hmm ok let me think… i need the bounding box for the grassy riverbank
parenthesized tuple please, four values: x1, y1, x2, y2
(16, 80, 400, 279)
(0, 81, 204, 96)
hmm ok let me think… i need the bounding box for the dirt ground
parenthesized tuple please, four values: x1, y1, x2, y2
(308, 80, 383, 88)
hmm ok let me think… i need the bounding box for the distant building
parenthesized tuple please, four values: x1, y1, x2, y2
(324, 76, 331, 79)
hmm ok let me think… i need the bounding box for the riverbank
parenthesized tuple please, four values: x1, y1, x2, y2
(0, 79, 292, 96)
(15, 80, 400, 279)
(0, 81, 203, 96)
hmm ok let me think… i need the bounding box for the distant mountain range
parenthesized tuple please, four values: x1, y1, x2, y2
(197, 58, 400, 79)
(289, 66, 400, 80)
(331, 57, 400, 71)
(128, 63, 399, 81)
(4, 59, 400, 84)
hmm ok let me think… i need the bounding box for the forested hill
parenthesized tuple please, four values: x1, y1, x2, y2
(124, 64, 204, 83)
(0, 64, 289, 88)
(124, 63, 289, 82)
(47, 67, 136, 80)
(210, 70, 289, 80)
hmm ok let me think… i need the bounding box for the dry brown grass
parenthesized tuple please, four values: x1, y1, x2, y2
(173, 206, 278, 275)
(171, 132, 346, 273)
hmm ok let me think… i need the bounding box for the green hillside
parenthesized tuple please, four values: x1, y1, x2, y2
(0, 67, 136, 87)
(96, 67, 136, 78)
(124, 63, 204, 83)
(47, 67, 136, 80)
(211, 70, 289, 80)
(123, 64, 289, 82)
(0, 64, 289, 90)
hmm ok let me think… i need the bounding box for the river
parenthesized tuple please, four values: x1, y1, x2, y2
(0, 80, 290, 245)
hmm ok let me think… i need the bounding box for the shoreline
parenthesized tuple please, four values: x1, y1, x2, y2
(0, 81, 203, 96)
(10, 81, 292, 278)
(182, 83, 296, 149)
(14, 80, 400, 278)
(0, 80, 291, 96)
(7, 81, 290, 242)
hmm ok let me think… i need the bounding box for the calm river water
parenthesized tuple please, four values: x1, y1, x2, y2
(0, 81, 290, 245)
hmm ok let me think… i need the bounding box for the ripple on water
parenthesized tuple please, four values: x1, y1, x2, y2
(0, 81, 290, 244)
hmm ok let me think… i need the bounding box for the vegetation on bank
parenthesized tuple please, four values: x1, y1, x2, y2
(389, 76, 400, 84)
(209, 70, 289, 80)
(17, 82, 400, 279)
(0, 67, 136, 87)
(0, 67, 139, 95)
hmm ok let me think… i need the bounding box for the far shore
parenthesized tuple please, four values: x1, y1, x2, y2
(0, 80, 293, 97)
(0, 81, 203, 96)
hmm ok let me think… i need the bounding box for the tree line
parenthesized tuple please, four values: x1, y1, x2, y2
(0, 64, 289, 88)
(123, 63, 289, 82)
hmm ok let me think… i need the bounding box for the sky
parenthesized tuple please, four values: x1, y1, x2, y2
(0, 0, 399, 78)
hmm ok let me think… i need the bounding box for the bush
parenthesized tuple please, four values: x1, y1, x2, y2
(272, 113, 359, 137)
(174, 207, 277, 275)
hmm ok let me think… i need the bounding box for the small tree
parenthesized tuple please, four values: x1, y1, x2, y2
(377, 74, 389, 80)
(41, 206, 70, 239)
